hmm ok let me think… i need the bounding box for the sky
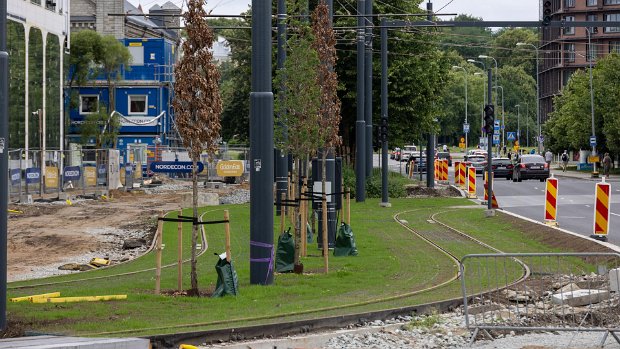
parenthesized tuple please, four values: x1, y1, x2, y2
(129, 0, 539, 21)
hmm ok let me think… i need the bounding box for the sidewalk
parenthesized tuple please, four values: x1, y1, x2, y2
(550, 164, 620, 182)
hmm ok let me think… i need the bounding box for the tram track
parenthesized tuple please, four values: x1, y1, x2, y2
(98, 206, 532, 348)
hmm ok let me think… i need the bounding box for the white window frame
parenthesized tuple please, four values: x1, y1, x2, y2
(128, 95, 148, 115)
(605, 13, 620, 33)
(564, 16, 575, 35)
(79, 95, 99, 115)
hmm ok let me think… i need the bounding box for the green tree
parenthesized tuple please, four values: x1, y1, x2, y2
(172, 0, 223, 295)
(490, 28, 538, 75)
(438, 15, 493, 60)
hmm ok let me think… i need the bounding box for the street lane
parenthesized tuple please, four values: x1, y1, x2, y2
(374, 153, 620, 246)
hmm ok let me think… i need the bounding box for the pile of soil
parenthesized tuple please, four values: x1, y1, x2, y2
(406, 185, 462, 198)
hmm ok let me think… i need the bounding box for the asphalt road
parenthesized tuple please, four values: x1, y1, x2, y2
(374, 153, 620, 246)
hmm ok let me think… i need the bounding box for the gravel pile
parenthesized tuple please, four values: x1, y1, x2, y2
(143, 183, 193, 194)
(219, 189, 250, 205)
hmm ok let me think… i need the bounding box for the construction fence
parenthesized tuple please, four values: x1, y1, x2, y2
(7, 145, 250, 203)
(460, 253, 620, 346)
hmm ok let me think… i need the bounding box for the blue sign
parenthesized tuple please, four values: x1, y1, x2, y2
(149, 161, 205, 174)
(63, 166, 81, 181)
(10, 169, 21, 186)
(25, 168, 40, 184)
(590, 136, 597, 147)
(507, 132, 516, 141)
(463, 123, 470, 133)
(493, 134, 500, 145)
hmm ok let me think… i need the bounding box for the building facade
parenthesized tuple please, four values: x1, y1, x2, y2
(69, 1, 182, 164)
(6, 0, 70, 157)
(540, 0, 620, 123)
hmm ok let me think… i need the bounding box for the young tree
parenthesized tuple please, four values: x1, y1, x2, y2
(172, 0, 223, 295)
(274, 0, 321, 271)
(312, 0, 341, 272)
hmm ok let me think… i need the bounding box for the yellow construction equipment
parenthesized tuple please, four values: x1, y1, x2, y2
(89, 258, 110, 267)
(179, 345, 199, 349)
(10, 292, 61, 303)
(31, 295, 127, 303)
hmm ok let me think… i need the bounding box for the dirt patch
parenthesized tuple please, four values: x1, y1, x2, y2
(406, 185, 462, 198)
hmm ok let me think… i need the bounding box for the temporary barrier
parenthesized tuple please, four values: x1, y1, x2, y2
(459, 162, 467, 188)
(545, 176, 559, 226)
(434, 160, 439, 180)
(461, 253, 620, 346)
(594, 178, 611, 238)
(467, 166, 476, 199)
(454, 161, 461, 186)
(483, 183, 499, 209)
(482, 172, 490, 204)
(440, 159, 449, 182)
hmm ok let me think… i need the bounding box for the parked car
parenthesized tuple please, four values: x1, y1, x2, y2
(464, 149, 487, 162)
(463, 155, 486, 175)
(490, 157, 514, 180)
(435, 151, 452, 166)
(512, 154, 550, 182)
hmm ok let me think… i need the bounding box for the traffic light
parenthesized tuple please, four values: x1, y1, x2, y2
(483, 104, 495, 134)
(380, 118, 388, 142)
(542, 0, 552, 26)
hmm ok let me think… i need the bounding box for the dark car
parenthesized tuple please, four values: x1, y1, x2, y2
(491, 157, 514, 180)
(406, 155, 427, 174)
(464, 155, 486, 175)
(435, 152, 453, 166)
(512, 154, 550, 182)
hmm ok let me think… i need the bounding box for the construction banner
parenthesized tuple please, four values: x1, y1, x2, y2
(84, 167, 97, 186)
(45, 166, 58, 188)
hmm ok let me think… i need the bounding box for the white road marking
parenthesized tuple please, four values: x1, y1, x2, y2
(611, 213, 620, 217)
(585, 205, 591, 208)
(562, 216, 586, 219)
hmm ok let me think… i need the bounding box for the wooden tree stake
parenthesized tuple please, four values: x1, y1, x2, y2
(346, 187, 351, 225)
(155, 211, 164, 295)
(224, 210, 231, 262)
(177, 209, 183, 292)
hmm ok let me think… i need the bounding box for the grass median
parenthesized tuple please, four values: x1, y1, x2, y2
(6, 196, 611, 337)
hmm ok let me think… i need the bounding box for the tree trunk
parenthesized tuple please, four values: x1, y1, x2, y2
(190, 156, 199, 295)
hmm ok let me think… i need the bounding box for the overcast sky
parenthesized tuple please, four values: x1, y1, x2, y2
(130, 0, 539, 20)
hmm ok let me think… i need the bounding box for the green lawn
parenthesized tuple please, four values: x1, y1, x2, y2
(6, 197, 602, 337)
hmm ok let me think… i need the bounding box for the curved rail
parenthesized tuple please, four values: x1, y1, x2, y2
(87, 207, 530, 337)
(8, 209, 218, 290)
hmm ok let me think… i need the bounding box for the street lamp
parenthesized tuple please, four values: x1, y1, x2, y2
(474, 72, 485, 143)
(515, 104, 521, 147)
(516, 42, 541, 154)
(478, 55, 498, 107)
(452, 65, 468, 151)
(493, 85, 505, 150)
(585, 27, 597, 176)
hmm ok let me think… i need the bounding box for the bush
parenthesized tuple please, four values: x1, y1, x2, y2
(342, 166, 410, 199)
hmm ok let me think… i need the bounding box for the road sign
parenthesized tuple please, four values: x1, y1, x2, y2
(494, 120, 500, 127)
(460, 137, 465, 143)
(507, 132, 516, 141)
(459, 142, 465, 149)
(493, 134, 500, 145)
(590, 136, 597, 147)
(463, 123, 470, 133)
(539, 135, 545, 142)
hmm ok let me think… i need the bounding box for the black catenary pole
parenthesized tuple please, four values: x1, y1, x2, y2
(0, 0, 8, 330)
(355, 0, 366, 202)
(250, 0, 274, 285)
(380, 18, 389, 207)
(487, 68, 493, 212)
(275, 0, 288, 216)
(425, 1, 435, 189)
(364, 0, 373, 177)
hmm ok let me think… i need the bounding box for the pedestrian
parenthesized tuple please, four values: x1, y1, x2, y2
(603, 152, 612, 177)
(442, 144, 448, 152)
(507, 151, 512, 160)
(544, 149, 553, 168)
(561, 150, 569, 172)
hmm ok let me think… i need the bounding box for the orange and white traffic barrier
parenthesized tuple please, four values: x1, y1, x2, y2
(454, 161, 461, 185)
(467, 166, 476, 199)
(458, 162, 467, 188)
(434, 160, 439, 180)
(544, 176, 559, 226)
(593, 178, 611, 238)
(483, 171, 494, 204)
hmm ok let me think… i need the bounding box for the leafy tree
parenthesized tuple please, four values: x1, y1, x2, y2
(490, 28, 538, 75)
(172, 0, 223, 295)
(437, 15, 493, 60)
(99, 35, 132, 123)
(312, 0, 341, 273)
(67, 30, 103, 87)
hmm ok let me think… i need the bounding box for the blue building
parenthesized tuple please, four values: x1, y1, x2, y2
(68, 37, 180, 163)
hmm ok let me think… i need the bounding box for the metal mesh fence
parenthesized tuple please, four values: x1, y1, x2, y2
(460, 253, 620, 344)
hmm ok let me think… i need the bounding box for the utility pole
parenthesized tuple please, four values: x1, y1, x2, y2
(355, 0, 366, 202)
(0, 0, 9, 330)
(425, 0, 435, 189)
(365, 0, 373, 177)
(486, 69, 494, 214)
(380, 17, 390, 207)
(275, 0, 288, 216)
(250, 0, 274, 285)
